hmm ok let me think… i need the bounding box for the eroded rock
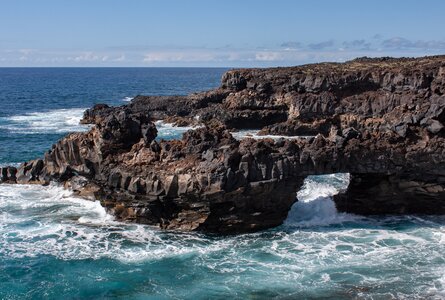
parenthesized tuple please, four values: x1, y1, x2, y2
(3, 55, 445, 233)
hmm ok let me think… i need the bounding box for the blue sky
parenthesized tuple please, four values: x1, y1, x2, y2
(1, 0, 445, 67)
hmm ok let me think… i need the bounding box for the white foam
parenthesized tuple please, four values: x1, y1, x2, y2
(230, 129, 313, 141)
(0, 162, 21, 168)
(0, 108, 89, 134)
(155, 123, 310, 141)
(122, 96, 134, 102)
(285, 173, 357, 227)
(427, 274, 445, 298)
(155, 120, 202, 140)
(0, 182, 445, 296)
(0, 183, 230, 262)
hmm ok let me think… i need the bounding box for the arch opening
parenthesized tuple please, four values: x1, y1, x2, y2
(285, 173, 351, 227)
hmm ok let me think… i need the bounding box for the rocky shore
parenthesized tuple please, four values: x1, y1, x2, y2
(2, 55, 445, 233)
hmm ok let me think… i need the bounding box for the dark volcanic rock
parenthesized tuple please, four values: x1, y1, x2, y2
(334, 173, 445, 215)
(0, 166, 17, 183)
(3, 55, 445, 233)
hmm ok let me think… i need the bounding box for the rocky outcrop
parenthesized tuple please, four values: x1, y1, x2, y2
(334, 173, 445, 215)
(2, 55, 445, 233)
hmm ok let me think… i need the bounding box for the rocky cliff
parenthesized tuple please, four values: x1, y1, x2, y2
(2, 55, 445, 233)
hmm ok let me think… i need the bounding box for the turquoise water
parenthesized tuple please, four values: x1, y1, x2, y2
(0, 68, 444, 299)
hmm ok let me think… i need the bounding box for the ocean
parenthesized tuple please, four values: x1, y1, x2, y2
(0, 68, 444, 299)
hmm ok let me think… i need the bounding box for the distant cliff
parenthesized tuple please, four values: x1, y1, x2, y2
(2, 55, 445, 233)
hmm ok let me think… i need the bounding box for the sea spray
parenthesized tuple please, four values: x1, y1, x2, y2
(0, 68, 444, 299)
(285, 173, 356, 227)
(1, 163, 444, 298)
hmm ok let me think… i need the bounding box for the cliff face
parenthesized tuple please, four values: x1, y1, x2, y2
(2, 55, 445, 233)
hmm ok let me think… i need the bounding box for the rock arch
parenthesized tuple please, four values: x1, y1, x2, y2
(2, 55, 445, 233)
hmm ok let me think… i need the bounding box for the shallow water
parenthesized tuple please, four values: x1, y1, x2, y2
(0, 68, 444, 299)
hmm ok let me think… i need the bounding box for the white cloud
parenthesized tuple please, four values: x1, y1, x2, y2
(255, 51, 283, 61)
(1, 39, 444, 67)
(143, 52, 184, 62)
(18, 49, 35, 55)
(143, 51, 217, 63)
(113, 54, 126, 62)
(70, 52, 109, 62)
(381, 37, 445, 50)
(308, 40, 334, 50)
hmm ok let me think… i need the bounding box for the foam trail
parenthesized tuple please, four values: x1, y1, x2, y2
(0, 108, 89, 134)
(1, 182, 445, 298)
(231, 129, 313, 141)
(0, 184, 227, 262)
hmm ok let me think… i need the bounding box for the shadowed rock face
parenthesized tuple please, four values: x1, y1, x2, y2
(2, 55, 445, 233)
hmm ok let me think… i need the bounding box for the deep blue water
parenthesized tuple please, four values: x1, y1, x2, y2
(0, 68, 225, 164)
(0, 68, 444, 299)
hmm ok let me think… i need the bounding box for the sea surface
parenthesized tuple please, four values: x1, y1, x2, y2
(0, 68, 444, 299)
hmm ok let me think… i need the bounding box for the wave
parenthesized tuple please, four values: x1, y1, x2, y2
(0, 184, 230, 262)
(0, 181, 444, 297)
(0, 162, 21, 168)
(284, 173, 358, 227)
(0, 108, 89, 134)
(230, 129, 313, 141)
(0, 110, 197, 137)
(122, 96, 134, 102)
(155, 120, 202, 140)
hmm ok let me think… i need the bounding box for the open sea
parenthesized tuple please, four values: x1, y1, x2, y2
(0, 68, 444, 299)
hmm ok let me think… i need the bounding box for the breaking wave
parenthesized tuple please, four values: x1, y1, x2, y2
(0, 108, 89, 134)
(0, 124, 443, 298)
(155, 120, 202, 140)
(285, 173, 358, 227)
(0, 174, 444, 298)
(231, 129, 313, 141)
(122, 96, 134, 102)
(0, 184, 223, 261)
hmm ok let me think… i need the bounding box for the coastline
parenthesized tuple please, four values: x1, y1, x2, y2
(2, 55, 445, 233)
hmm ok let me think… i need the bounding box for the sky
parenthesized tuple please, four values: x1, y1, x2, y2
(1, 0, 445, 67)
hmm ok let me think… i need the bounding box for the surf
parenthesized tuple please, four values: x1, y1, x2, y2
(0, 108, 89, 134)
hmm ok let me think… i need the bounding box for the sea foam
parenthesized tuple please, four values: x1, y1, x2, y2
(122, 96, 134, 102)
(230, 129, 313, 141)
(155, 120, 202, 140)
(0, 184, 229, 262)
(284, 173, 358, 227)
(0, 178, 444, 297)
(0, 108, 89, 134)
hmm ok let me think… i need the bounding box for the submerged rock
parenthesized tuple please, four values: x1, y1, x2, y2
(3, 55, 445, 233)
